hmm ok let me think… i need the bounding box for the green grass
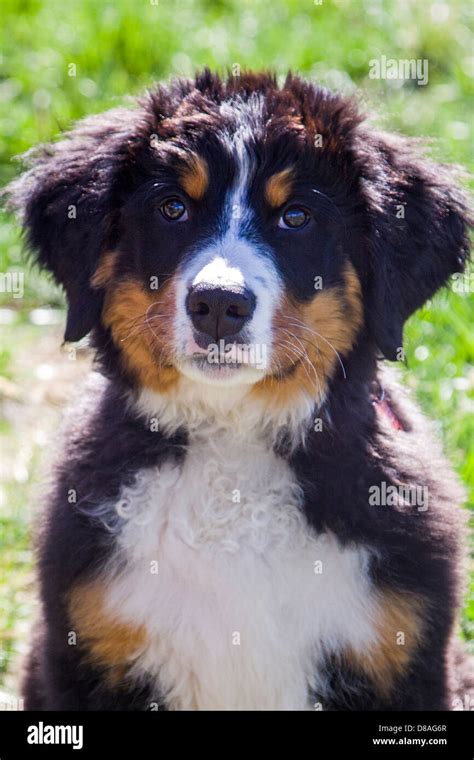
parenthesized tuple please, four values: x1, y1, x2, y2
(0, 0, 473, 690)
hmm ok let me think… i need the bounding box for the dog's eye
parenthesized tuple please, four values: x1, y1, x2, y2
(278, 206, 310, 229)
(161, 198, 188, 221)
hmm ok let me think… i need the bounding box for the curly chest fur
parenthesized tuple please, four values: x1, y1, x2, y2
(80, 431, 384, 710)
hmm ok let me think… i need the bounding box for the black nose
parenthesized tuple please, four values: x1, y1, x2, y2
(186, 285, 256, 342)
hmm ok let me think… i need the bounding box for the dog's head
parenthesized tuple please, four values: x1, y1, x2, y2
(7, 71, 471, 405)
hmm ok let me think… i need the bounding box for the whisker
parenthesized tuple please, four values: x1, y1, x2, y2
(281, 324, 324, 368)
(121, 314, 169, 342)
(276, 338, 320, 391)
(278, 328, 323, 398)
(283, 315, 347, 379)
(119, 296, 174, 341)
(276, 343, 323, 397)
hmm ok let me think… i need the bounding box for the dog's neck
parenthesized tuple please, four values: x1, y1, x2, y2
(130, 344, 382, 450)
(134, 377, 315, 449)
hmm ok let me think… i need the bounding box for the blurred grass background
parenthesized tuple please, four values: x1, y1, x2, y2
(0, 0, 472, 696)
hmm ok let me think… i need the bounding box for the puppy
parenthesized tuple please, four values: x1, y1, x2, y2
(7, 70, 473, 710)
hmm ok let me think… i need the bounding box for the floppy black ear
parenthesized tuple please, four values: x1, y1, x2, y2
(363, 133, 471, 361)
(5, 108, 138, 342)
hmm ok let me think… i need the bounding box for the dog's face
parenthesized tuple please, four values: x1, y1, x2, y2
(8, 72, 470, 404)
(99, 96, 364, 396)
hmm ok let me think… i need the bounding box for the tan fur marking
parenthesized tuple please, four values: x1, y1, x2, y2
(179, 154, 209, 200)
(264, 167, 294, 208)
(253, 262, 363, 407)
(90, 251, 119, 289)
(345, 591, 425, 698)
(102, 279, 180, 392)
(68, 582, 147, 683)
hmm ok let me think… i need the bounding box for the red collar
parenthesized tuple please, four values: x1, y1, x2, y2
(372, 385, 405, 431)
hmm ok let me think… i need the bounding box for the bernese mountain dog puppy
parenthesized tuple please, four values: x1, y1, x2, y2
(7, 70, 473, 711)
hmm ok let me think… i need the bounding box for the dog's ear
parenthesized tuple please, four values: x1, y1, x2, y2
(5, 108, 138, 342)
(362, 132, 471, 361)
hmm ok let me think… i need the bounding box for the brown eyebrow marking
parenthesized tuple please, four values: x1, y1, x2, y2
(178, 154, 209, 200)
(264, 167, 294, 208)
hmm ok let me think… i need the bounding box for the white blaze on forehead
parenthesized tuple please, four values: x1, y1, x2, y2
(225, 134, 254, 236)
(219, 93, 265, 232)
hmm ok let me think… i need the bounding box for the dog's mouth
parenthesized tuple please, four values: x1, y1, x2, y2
(176, 340, 270, 385)
(190, 353, 247, 370)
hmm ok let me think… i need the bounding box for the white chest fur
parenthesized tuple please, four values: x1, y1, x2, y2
(101, 430, 378, 710)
